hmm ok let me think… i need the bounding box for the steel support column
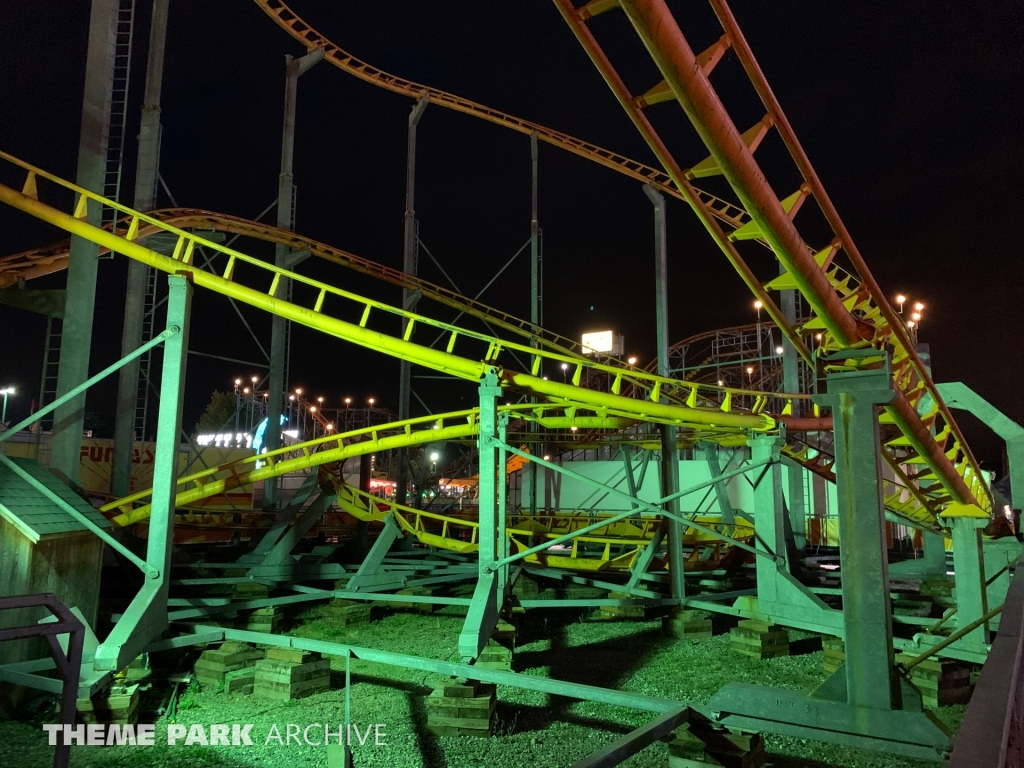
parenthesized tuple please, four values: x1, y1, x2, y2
(813, 350, 900, 710)
(645, 184, 685, 603)
(943, 513, 990, 653)
(50, 0, 118, 486)
(93, 275, 190, 675)
(266, 48, 323, 509)
(112, 0, 171, 497)
(527, 130, 542, 518)
(458, 370, 503, 659)
(396, 94, 429, 508)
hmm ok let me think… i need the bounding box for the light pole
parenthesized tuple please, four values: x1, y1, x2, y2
(1, 387, 14, 423)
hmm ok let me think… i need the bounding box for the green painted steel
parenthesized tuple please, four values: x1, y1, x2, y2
(944, 515, 991, 653)
(192, 624, 690, 715)
(0, 329, 174, 445)
(0, 454, 150, 574)
(458, 371, 503, 659)
(812, 350, 901, 711)
(93, 275, 191, 675)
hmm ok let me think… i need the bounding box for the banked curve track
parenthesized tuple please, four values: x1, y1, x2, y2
(248, 1, 990, 522)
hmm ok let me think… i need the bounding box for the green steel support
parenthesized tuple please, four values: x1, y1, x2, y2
(528, 130, 542, 518)
(701, 441, 736, 524)
(254, 491, 337, 570)
(708, 354, 949, 758)
(238, 471, 321, 563)
(937, 381, 1024, 516)
(919, 531, 948, 576)
(645, 183, 685, 604)
(747, 437, 837, 631)
(346, 513, 406, 592)
(0, 329, 174, 446)
(813, 350, 900, 710)
(489, 447, 775, 571)
(497, 409, 510, 598)
(396, 94, 430, 509)
(459, 370, 502, 659)
(93, 275, 191, 676)
(943, 515, 990, 653)
(50, 0, 118, 486)
(779, 265, 807, 551)
(266, 48, 323, 509)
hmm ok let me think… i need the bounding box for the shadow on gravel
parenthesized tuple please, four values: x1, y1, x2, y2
(788, 635, 823, 656)
(512, 617, 667, 734)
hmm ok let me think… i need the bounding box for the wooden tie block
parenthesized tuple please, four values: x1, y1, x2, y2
(426, 679, 496, 737)
(730, 620, 789, 660)
(323, 598, 372, 627)
(899, 654, 972, 708)
(919, 578, 956, 607)
(598, 591, 646, 620)
(492, 619, 517, 644)
(254, 652, 331, 701)
(664, 609, 713, 640)
(224, 667, 256, 695)
(668, 723, 765, 768)
(334, 577, 351, 590)
(77, 683, 140, 726)
(564, 584, 604, 600)
(387, 586, 435, 613)
(233, 581, 270, 600)
(237, 606, 282, 633)
(823, 636, 845, 673)
(194, 642, 265, 685)
(475, 639, 514, 671)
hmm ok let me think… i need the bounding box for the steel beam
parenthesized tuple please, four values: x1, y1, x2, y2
(112, 0, 171, 497)
(645, 183, 686, 604)
(812, 350, 900, 710)
(50, 0, 118, 486)
(93, 275, 191, 673)
(458, 370, 502, 659)
(396, 94, 429, 508)
(266, 47, 323, 509)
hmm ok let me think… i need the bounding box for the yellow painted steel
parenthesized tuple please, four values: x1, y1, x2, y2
(0, 151, 781, 437)
(102, 405, 635, 527)
(551, 0, 989, 518)
(245, 0, 982, 530)
(251, 0, 813, 364)
(0, 151, 949, 532)
(333, 480, 755, 572)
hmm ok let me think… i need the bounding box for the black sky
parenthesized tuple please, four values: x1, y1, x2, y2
(0, 1, 1021, 467)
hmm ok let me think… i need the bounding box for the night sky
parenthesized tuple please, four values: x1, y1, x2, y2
(1, 1, 1021, 469)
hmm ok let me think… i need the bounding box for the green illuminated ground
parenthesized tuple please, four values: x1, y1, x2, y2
(0, 598, 964, 767)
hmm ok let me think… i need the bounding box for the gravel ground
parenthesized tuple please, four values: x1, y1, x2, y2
(0, 601, 966, 768)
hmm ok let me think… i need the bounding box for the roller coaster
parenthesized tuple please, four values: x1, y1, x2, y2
(0, 2, 1015, 762)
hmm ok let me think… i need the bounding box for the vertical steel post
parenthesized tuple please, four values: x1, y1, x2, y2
(112, 0, 171, 497)
(944, 513, 990, 652)
(265, 48, 322, 509)
(458, 371, 502, 659)
(94, 275, 190, 673)
(528, 131, 541, 517)
(749, 436, 787, 607)
(813, 351, 900, 711)
(50, 0, 118, 486)
(644, 184, 685, 603)
(780, 274, 806, 551)
(396, 94, 429, 507)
